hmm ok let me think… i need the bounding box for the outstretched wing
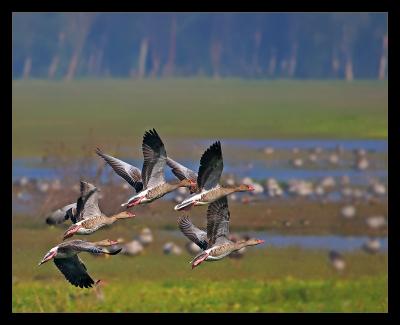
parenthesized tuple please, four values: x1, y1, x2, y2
(96, 148, 143, 193)
(74, 181, 102, 223)
(53, 256, 95, 288)
(206, 197, 230, 246)
(141, 129, 167, 189)
(166, 157, 198, 182)
(197, 141, 223, 191)
(178, 216, 208, 250)
(45, 203, 77, 225)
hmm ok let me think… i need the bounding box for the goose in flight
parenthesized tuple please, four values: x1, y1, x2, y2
(38, 239, 122, 288)
(174, 141, 254, 211)
(178, 197, 264, 269)
(63, 180, 134, 240)
(119, 129, 194, 208)
(96, 149, 198, 194)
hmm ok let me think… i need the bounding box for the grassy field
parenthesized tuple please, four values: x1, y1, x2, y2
(12, 79, 387, 158)
(12, 217, 387, 312)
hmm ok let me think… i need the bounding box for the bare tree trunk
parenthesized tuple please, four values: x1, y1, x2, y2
(22, 56, 32, 80)
(280, 59, 289, 77)
(137, 38, 149, 79)
(345, 55, 354, 81)
(87, 52, 96, 76)
(252, 31, 262, 76)
(288, 42, 298, 78)
(210, 40, 222, 79)
(92, 50, 102, 77)
(150, 51, 161, 78)
(65, 13, 94, 82)
(378, 34, 388, 80)
(48, 32, 65, 79)
(331, 48, 340, 78)
(163, 14, 177, 77)
(48, 56, 60, 79)
(267, 48, 277, 77)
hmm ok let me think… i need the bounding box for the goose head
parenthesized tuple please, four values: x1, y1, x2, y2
(244, 238, 265, 247)
(179, 178, 197, 190)
(237, 184, 255, 192)
(38, 247, 58, 266)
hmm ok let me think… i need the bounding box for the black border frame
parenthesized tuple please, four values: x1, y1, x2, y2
(5, 0, 397, 321)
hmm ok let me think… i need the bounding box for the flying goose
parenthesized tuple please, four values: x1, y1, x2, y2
(96, 149, 198, 194)
(120, 129, 194, 208)
(178, 197, 264, 269)
(174, 141, 254, 211)
(38, 239, 122, 288)
(63, 180, 134, 240)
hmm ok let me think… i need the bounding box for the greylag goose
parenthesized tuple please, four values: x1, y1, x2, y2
(63, 180, 134, 239)
(96, 150, 198, 194)
(163, 242, 182, 255)
(362, 238, 381, 254)
(174, 141, 254, 211)
(136, 227, 153, 246)
(120, 129, 194, 208)
(120, 238, 144, 256)
(178, 197, 264, 268)
(45, 203, 77, 225)
(38, 239, 121, 288)
(328, 250, 346, 272)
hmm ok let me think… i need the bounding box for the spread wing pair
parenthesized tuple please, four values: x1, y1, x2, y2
(178, 196, 231, 249)
(96, 129, 197, 192)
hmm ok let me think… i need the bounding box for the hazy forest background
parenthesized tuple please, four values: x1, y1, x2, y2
(12, 12, 388, 81)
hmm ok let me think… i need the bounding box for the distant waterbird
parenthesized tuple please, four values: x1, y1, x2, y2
(362, 238, 381, 254)
(340, 205, 356, 219)
(163, 242, 182, 255)
(328, 250, 346, 272)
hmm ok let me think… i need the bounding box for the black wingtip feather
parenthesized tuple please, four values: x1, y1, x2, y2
(199, 141, 222, 167)
(197, 141, 223, 189)
(143, 128, 164, 149)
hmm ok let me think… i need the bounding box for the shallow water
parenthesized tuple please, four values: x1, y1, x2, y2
(168, 230, 387, 252)
(193, 139, 387, 152)
(13, 139, 387, 184)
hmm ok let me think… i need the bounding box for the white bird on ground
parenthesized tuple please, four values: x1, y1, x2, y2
(328, 250, 346, 272)
(341, 205, 356, 219)
(163, 242, 182, 255)
(362, 238, 381, 254)
(136, 228, 153, 246)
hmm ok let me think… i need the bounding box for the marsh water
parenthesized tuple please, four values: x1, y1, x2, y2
(167, 230, 388, 252)
(13, 139, 387, 183)
(12, 139, 388, 252)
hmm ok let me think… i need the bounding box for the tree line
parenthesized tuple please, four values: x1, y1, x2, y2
(12, 13, 388, 80)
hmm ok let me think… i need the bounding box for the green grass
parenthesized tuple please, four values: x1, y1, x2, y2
(12, 225, 388, 312)
(12, 79, 387, 158)
(13, 276, 387, 312)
